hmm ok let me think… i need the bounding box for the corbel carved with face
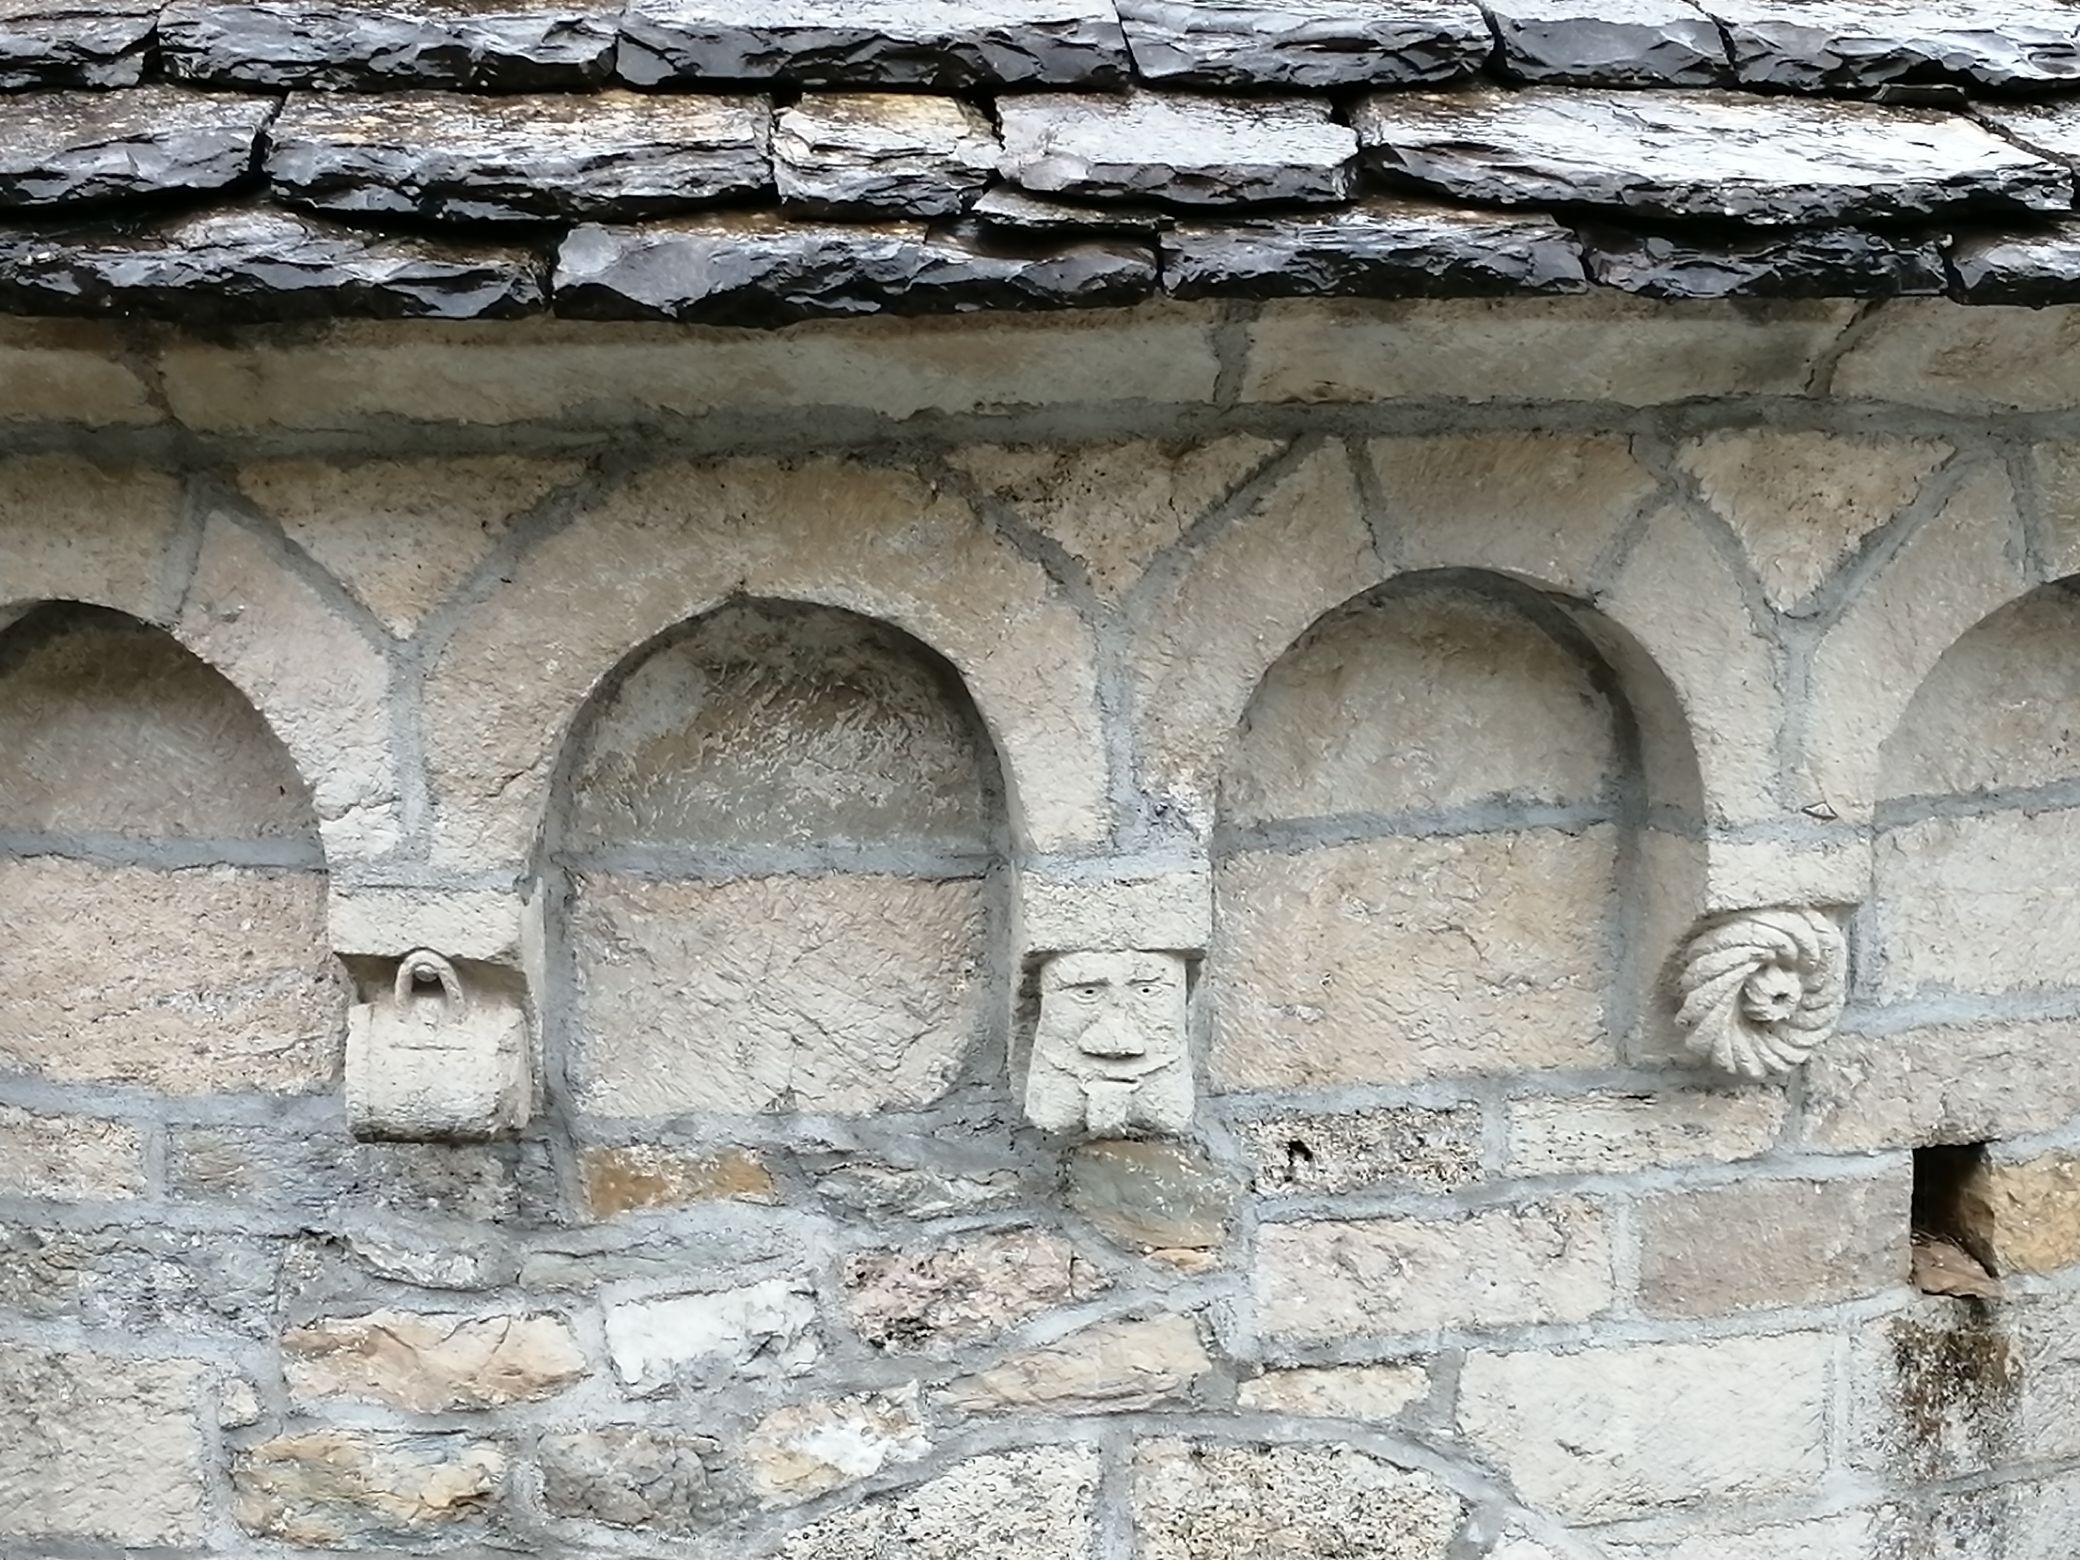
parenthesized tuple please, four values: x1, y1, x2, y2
(1024, 949, 1193, 1138)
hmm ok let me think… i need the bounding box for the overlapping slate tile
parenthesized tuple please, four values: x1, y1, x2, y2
(1163, 198, 1586, 299)
(616, 0, 1128, 89)
(1483, 0, 1725, 85)
(0, 0, 159, 88)
(267, 91, 770, 224)
(1115, 0, 1488, 89)
(0, 88, 275, 208)
(1949, 225, 2080, 302)
(775, 95, 995, 219)
(1356, 88, 2072, 225)
(1706, 0, 2080, 93)
(999, 92, 1358, 208)
(971, 185, 1171, 234)
(158, 0, 618, 89)
(1977, 100, 2080, 169)
(1582, 225, 1947, 297)
(554, 214, 1154, 322)
(0, 205, 545, 320)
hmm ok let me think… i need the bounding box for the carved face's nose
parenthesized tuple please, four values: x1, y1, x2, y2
(1077, 1008, 1146, 1059)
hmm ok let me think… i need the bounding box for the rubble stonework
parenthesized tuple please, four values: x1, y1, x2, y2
(5, 296, 2080, 1559)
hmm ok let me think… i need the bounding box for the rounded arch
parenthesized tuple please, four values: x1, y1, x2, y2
(543, 595, 1013, 1122)
(0, 600, 346, 1096)
(422, 456, 1109, 874)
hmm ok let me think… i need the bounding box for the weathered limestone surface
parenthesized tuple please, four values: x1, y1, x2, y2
(777, 1447, 1100, 1559)
(1235, 1104, 1483, 1194)
(539, 1426, 722, 1532)
(1955, 1150, 2080, 1275)
(1505, 1088, 1784, 1176)
(604, 1277, 819, 1392)
(0, 1346, 208, 1545)
(746, 1388, 928, 1499)
(1132, 1441, 1465, 1559)
(1638, 1172, 1910, 1315)
(843, 1228, 1107, 1353)
(284, 1309, 588, 1410)
(937, 1315, 1211, 1411)
(233, 1431, 507, 1545)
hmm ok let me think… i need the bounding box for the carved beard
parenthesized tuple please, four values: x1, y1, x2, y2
(1024, 1016, 1192, 1137)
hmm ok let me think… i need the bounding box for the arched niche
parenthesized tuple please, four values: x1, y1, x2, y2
(0, 602, 344, 1094)
(1866, 582, 2080, 1013)
(545, 598, 1011, 1120)
(1211, 570, 1703, 1090)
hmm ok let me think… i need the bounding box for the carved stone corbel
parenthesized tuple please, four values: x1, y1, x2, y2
(1673, 907, 1848, 1080)
(1025, 950, 1194, 1138)
(345, 949, 532, 1142)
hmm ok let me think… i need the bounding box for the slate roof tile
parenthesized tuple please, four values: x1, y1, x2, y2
(1482, 0, 1726, 87)
(266, 90, 773, 224)
(1580, 223, 1949, 297)
(1704, 0, 2080, 94)
(775, 93, 996, 218)
(1115, 0, 1490, 90)
(1354, 86, 2074, 224)
(0, 87, 275, 208)
(615, 0, 1129, 89)
(0, 0, 159, 88)
(999, 90, 1359, 207)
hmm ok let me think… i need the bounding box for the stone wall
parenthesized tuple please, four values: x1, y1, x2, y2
(2, 296, 2079, 1560)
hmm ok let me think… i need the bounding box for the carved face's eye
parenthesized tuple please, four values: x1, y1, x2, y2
(1070, 984, 1103, 1001)
(1131, 980, 1162, 996)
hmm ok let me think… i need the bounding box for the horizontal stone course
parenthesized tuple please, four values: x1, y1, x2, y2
(1117, 0, 1490, 88)
(0, 0, 158, 86)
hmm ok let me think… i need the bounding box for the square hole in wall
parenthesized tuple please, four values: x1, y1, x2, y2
(1911, 1142, 2001, 1299)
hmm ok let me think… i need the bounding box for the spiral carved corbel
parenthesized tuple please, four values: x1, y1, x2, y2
(1673, 907, 1847, 1080)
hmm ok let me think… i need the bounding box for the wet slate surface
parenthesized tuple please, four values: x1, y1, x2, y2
(554, 213, 1154, 321)
(1705, 0, 2080, 94)
(1582, 223, 1948, 297)
(0, 205, 546, 319)
(1163, 197, 1587, 298)
(1356, 87, 2074, 224)
(0, 0, 159, 88)
(970, 184, 1171, 234)
(158, 0, 619, 88)
(1976, 100, 2080, 168)
(1116, 0, 1489, 89)
(267, 91, 772, 224)
(1000, 91, 1358, 207)
(616, 0, 1129, 89)
(1484, 0, 1725, 85)
(0, 88, 277, 209)
(1950, 224, 2080, 302)
(775, 93, 996, 218)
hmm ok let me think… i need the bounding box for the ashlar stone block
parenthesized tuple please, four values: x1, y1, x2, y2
(937, 1315, 1212, 1413)
(843, 1226, 1108, 1355)
(1638, 1170, 1910, 1316)
(233, 1430, 507, 1546)
(284, 1308, 587, 1411)
(1132, 1440, 1464, 1560)
(1956, 1150, 2080, 1275)
(1458, 1332, 1831, 1521)
(1255, 1199, 1612, 1342)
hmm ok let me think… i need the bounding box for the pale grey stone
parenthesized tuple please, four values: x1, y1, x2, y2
(539, 1426, 724, 1533)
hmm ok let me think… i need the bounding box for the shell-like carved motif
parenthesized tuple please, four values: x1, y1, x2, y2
(1674, 907, 1847, 1079)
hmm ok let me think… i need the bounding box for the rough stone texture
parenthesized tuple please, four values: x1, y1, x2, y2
(1583, 223, 1948, 300)
(1117, 0, 1489, 88)
(950, 434, 1277, 597)
(242, 456, 582, 639)
(0, 88, 274, 209)
(776, 1446, 1099, 1560)
(1133, 1440, 1464, 1560)
(0, 602, 318, 839)
(812, 1158, 1028, 1218)
(166, 1123, 522, 1221)
(268, 91, 773, 225)
(1163, 200, 1588, 301)
(0, 1347, 206, 1545)
(1255, 1200, 1612, 1341)
(1955, 1151, 2080, 1276)
(842, 1227, 1108, 1354)
(1712, 0, 2080, 92)
(0, 0, 158, 86)
(1504, 1088, 1784, 1176)
(1807, 1018, 2080, 1152)
(603, 1277, 819, 1392)
(1065, 1139, 1237, 1251)
(284, 1309, 588, 1411)
(159, 0, 618, 88)
(1847, 1299, 2025, 1481)
(0, 206, 547, 323)
(1949, 224, 2080, 305)
(998, 92, 1357, 208)
(1219, 572, 1623, 826)
(233, 1431, 507, 1546)
(580, 1145, 777, 1216)
(617, 0, 1129, 89)
(1237, 1362, 1431, 1418)
(971, 184, 1171, 235)
(746, 1388, 929, 1500)
(1458, 1333, 1832, 1521)
(1679, 431, 1952, 612)
(0, 858, 342, 1094)
(1215, 831, 1617, 1088)
(938, 1315, 1211, 1412)
(556, 215, 1155, 325)
(568, 873, 988, 1117)
(539, 1426, 722, 1533)
(1234, 1104, 1484, 1194)
(1868, 812, 2080, 999)
(0, 1222, 280, 1335)
(1355, 88, 2071, 225)
(776, 94, 995, 219)
(1639, 1172, 1910, 1316)
(1485, 0, 1727, 84)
